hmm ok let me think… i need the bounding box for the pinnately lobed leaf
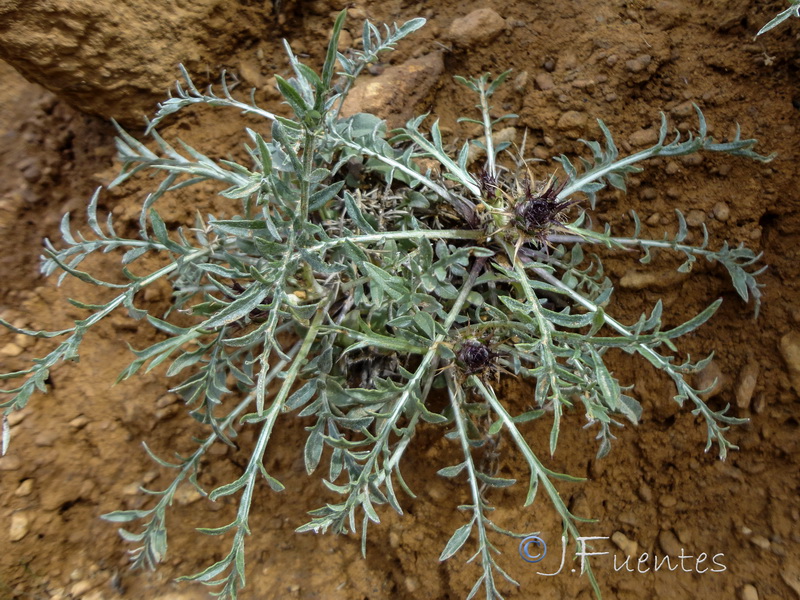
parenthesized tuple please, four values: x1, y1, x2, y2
(0, 9, 772, 600)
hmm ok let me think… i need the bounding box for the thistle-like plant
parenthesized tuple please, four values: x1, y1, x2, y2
(0, 11, 772, 600)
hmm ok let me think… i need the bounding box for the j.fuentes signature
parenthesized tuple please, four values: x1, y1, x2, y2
(520, 535, 727, 575)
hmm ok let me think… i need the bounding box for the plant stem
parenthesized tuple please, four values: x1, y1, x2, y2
(447, 374, 497, 597)
(473, 378, 602, 599)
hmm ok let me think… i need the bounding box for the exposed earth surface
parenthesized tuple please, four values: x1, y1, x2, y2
(1, 1, 799, 599)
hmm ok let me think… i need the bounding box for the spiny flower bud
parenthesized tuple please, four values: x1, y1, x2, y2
(514, 198, 554, 233)
(457, 339, 493, 374)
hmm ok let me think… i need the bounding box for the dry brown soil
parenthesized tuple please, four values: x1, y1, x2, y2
(1, 1, 799, 599)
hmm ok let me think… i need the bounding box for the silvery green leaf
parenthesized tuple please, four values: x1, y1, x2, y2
(275, 75, 308, 119)
(343, 191, 376, 233)
(101, 509, 154, 523)
(662, 299, 721, 338)
(475, 472, 516, 488)
(758, 1, 800, 35)
(304, 422, 325, 474)
(198, 284, 267, 330)
(437, 462, 467, 478)
(284, 379, 317, 410)
(439, 521, 473, 561)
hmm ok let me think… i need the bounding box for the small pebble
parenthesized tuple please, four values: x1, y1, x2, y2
(534, 72, 555, 91)
(389, 531, 401, 549)
(543, 58, 556, 72)
(69, 580, 95, 597)
(750, 535, 770, 549)
(658, 529, 682, 556)
(629, 128, 659, 147)
(560, 52, 578, 70)
(677, 528, 693, 545)
(612, 531, 638, 556)
(641, 187, 658, 200)
(155, 404, 180, 421)
(646, 213, 661, 226)
(671, 100, 695, 117)
(69, 415, 89, 430)
(660, 495, 677, 508)
(174, 484, 203, 505)
(686, 209, 706, 227)
(447, 8, 506, 47)
(142, 286, 164, 302)
(347, 5, 365, 19)
(713, 201, 730, 222)
(740, 584, 758, 600)
(34, 431, 58, 447)
(263, 76, 280, 100)
(665, 161, 680, 175)
(9, 512, 30, 542)
(237, 58, 262, 89)
(513, 70, 529, 92)
(556, 110, 587, 133)
(638, 483, 653, 502)
(0, 343, 23, 357)
(405, 577, 420, 593)
(7, 411, 26, 427)
(695, 359, 727, 400)
(0, 455, 21, 471)
(15, 479, 34, 496)
(779, 332, 800, 394)
(626, 54, 652, 73)
(156, 394, 179, 409)
(533, 145, 549, 160)
(781, 566, 800, 596)
(571, 78, 595, 90)
(21, 164, 41, 184)
(620, 269, 688, 290)
(680, 154, 704, 166)
(736, 360, 759, 409)
(13, 333, 33, 349)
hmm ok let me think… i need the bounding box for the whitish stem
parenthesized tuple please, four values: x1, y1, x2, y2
(472, 378, 602, 599)
(478, 85, 497, 178)
(505, 241, 565, 452)
(447, 375, 500, 598)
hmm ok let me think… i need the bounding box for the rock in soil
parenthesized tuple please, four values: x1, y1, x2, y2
(736, 359, 759, 409)
(0, 0, 271, 124)
(619, 269, 688, 290)
(447, 8, 506, 47)
(658, 529, 683, 557)
(9, 512, 30, 542)
(740, 584, 758, 600)
(780, 332, 800, 395)
(340, 53, 444, 129)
